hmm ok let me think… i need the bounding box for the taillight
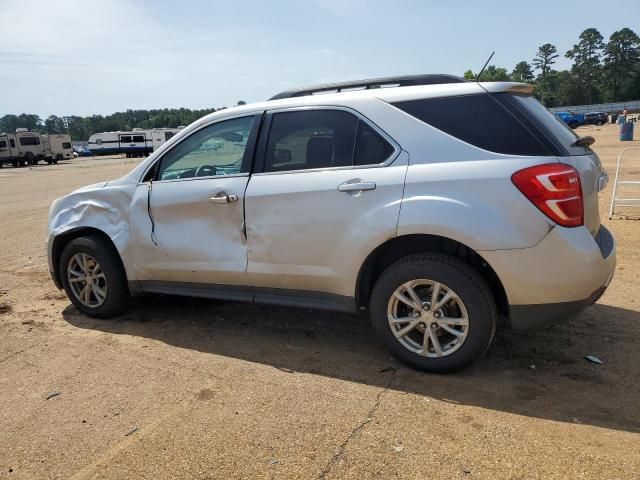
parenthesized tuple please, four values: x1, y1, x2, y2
(511, 163, 583, 227)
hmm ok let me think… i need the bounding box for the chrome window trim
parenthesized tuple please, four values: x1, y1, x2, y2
(137, 111, 263, 185)
(255, 105, 402, 176)
(143, 172, 250, 186)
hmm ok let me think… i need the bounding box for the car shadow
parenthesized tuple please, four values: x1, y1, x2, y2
(62, 296, 640, 434)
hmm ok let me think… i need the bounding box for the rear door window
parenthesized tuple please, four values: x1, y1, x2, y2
(353, 121, 395, 165)
(264, 109, 395, 172)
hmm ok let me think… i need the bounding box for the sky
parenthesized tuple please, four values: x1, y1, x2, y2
(1, 0, 638, 118)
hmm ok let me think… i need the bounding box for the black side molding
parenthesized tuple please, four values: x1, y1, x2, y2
(133, 281, 358, 314)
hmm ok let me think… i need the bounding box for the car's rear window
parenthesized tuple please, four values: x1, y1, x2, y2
(505, 95, 592, 156)
(392, 93, 591, 157)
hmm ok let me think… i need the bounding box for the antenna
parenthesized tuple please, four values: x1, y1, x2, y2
(475, 51, 495, 82)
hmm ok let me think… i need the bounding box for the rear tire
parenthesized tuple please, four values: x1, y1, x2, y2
(568, 120, 579, 129)
(595, 120, 604, 126)
(60, 235, 130, 318)
(370, 253, 497, 373)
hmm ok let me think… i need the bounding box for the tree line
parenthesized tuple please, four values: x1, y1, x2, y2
(2, 27, 639, 140)
(0, 103, 245, 141)
(464, 27, 640, 107)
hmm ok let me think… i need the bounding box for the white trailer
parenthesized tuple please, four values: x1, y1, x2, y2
(15, 128, 46, 165)
(88, 127, 182, 157)
(0, 133, 20, 167)
(87, 130, 151, 157)
(42, 133, 73, 164)
(148, 128, 181, 151)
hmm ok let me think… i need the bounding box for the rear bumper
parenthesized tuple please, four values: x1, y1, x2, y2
(508, 284, 608, 329)
(481, 224, 616, 329)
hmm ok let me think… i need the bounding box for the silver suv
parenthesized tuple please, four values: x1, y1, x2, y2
(47, 75, 616, 372)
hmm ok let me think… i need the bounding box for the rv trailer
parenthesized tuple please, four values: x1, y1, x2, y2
(0, 133, 20, 167)
(148, 128, 181, 151)
(87, 127, 182, 157)
(87, 130, 150, 157)
(15, 128, 46, 165)
(42, 134, 73, 164)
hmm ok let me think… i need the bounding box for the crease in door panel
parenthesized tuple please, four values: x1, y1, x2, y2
(395, 149, 411, 236)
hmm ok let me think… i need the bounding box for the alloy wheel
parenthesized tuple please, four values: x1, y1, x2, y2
(67, 253, 108, 308)
(387, 279, 469, 358)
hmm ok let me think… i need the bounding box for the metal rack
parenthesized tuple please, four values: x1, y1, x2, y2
(609, 147, 640, 219)
(269, 74, 465, 101)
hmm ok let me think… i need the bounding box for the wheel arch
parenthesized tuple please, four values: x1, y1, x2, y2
(355, 233, 509, 319)
(51, 227, 127, 289)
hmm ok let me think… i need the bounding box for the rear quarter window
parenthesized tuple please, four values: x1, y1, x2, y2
(392, 94, 556, 157)
(505, 95, 592, 156)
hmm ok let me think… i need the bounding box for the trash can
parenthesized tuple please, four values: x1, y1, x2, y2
(610, 114, 619, 124)
(620, 121, 634, 141)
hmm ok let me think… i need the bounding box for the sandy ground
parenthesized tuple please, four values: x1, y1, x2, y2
(0, 124, 639, 479)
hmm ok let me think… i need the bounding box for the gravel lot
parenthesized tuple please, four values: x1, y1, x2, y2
(1, 124, 639, 479)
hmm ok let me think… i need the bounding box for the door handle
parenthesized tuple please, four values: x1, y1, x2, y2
(209, 192, 238, 204)
(338, 181, 376, 192)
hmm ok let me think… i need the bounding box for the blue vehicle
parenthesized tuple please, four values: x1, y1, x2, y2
(73, 146, 92, 157)
(554, 111, 584, 129)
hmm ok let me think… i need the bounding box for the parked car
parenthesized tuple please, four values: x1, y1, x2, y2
(554, 111, 585, 129)
(47, 75, 615, 373)
(583, 112, 609, 126)
(73, 146, 92, 157)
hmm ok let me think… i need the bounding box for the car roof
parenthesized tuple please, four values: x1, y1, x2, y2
(192, 81, 535, 128)
(125, 79, 535, 183)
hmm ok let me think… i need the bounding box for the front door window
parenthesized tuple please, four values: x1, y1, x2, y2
(157, 116, 255, 180)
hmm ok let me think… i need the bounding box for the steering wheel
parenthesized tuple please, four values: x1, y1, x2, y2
(194, 165, 216, 177)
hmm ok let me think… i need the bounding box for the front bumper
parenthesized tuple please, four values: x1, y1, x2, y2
(481, 225, 616, 329)
(47, 234, 62, 289)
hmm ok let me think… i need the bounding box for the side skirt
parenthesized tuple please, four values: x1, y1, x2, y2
(130, 280, 358, 314)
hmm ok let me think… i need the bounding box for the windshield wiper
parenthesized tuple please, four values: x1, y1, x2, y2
(572, 136, 595, 147)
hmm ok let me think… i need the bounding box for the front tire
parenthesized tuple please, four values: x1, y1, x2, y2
(370, 253, 497, 373)
(568, 120, 579, 129)
(60, 235, 130, 318)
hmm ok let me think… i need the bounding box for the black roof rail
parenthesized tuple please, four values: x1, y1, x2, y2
(269, 74, 466, 101)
